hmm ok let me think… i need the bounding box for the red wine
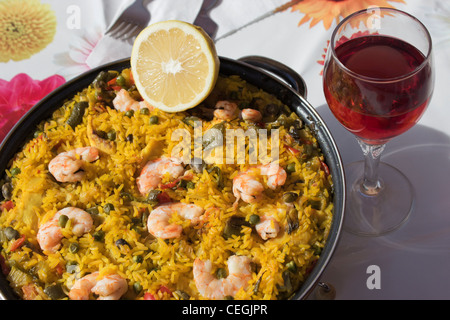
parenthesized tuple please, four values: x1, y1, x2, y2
(324, 35, 433, 144)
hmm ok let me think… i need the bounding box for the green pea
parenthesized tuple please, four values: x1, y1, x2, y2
(103, 203, 114, 214)
(93, 230, 105, 242)
(282, 192, 298, 203)
(140, 108, 150, 115)
(149, 115, 159, 125)
(133, 255, 143, 263)
(133, 282, 143, 293)
(33, 130, 43, 138)
(286, 261, 297, 272)
(69, 242, 79, 253)
(116, 75, 126, 87)
(10, 168, 20, 177)
(58, 214, 69, 228)
(216, 268, 227, 279)
(106, 130, 116, 141)
(248, 214, 260, 225)
(286, 163, 296, 174)
(125, 110, 134, 118)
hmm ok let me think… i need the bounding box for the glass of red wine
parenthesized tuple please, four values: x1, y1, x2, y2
(323, 8, 434, 236)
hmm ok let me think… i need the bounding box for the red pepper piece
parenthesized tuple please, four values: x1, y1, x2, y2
(285, 144, 300, 155)
(144, 292, 156, 300)
(159, 285, 172, 295)
(159, 179, 180, 189)
(320, 160, 330, 177)
(0, 200, 14, 211)
(156, 192, 172, 204)
(10, 235, 26, 251)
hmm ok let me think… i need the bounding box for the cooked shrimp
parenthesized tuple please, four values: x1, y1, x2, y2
(259, 162, 287, 190)
(214, 100, 238, 120)
(113, 89, 153, 112)
(147, 202, 204, 239)
(68, 272, 98, 300)
(69, 271, 128, 300)
(241, 108, 262, 122)
(137, 157, 185, 195)
(37, 207, 93, 253)
(193, 255, 252, 300)
(232, 170, 264, 205)
(36, 220, 61, 253)
(233, 163, 287, 207)
(255, 215, 280, 240)
(48, 147, 99, 182)
(92, 273, 128, 300)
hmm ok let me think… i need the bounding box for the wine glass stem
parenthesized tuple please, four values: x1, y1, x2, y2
(357, 139, 386, 196)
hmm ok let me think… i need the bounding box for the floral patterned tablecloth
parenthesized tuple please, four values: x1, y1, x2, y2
(1, 0, 450, 299)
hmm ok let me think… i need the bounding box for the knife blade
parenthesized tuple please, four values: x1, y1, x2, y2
(214, 0, 302, 42)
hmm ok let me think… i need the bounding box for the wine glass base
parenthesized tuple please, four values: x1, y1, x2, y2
(344, 161, 414, 237)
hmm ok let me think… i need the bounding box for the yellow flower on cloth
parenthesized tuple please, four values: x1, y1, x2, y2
(0, 0, 57, 62)
(291, 0, 405, 30)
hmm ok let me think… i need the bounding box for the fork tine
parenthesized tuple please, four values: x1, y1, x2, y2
(126, 24, 141, 38)
(113, 22, 138, 39)
(106, 20, 127, 36)
(104, 0, 150, 40)
(129, 26, 143, 38)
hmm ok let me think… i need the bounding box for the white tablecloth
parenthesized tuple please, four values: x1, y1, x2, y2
(1, 0, 449, 299)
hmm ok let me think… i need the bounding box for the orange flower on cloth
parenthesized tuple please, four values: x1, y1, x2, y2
(0, 0, 57, 62)
(317, 31, 372, 75)
(291, 0, 405, 30)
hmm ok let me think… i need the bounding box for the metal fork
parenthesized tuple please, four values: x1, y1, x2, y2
(105, 0, 151, 40)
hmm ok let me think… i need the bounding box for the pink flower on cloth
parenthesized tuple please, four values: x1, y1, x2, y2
(53, 27, 103, 79)
(0, 73, 65, 143)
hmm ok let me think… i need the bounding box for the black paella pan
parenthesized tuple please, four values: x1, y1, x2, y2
(0, 56, 345, 300)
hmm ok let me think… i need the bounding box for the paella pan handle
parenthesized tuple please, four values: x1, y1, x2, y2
(237, 55, 308, 98)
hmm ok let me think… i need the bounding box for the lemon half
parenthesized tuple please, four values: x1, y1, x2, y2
(131, 20, 220, 113)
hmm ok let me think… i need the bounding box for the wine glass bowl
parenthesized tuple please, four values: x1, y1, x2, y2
(323, 8, 434, 236)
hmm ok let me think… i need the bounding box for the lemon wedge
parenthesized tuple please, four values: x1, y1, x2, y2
(130, 20, 220, 113)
